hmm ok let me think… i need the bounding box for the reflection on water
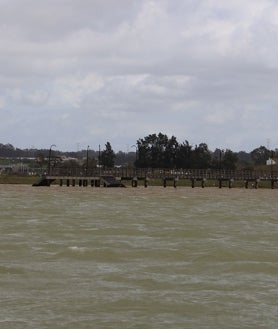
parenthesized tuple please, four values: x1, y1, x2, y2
(0, 185, 277, 328)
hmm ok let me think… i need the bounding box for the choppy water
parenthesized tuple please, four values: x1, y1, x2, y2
(0, 185, 277, 328)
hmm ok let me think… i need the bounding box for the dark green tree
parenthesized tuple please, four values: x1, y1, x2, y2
(135, 136, 152, 168)
(136, 133, 180, 168)
(222, 149, 238, 170)
(250, 146, 271, 165)
(136, 133, 166, 168)
(176, 140, 192, 168)
(236, 151, 253, 170)
(149, 133, 167, 167)
(100, 142, 116, 168)
(164, 135, 179, 168)
(191, 143, 211, 169)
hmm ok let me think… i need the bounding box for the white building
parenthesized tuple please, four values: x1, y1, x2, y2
(266, 158, 276, 165)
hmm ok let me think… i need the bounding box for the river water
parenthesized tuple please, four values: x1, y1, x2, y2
(0, 185, 277, 328)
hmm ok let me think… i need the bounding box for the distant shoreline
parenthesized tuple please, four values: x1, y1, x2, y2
(0, 175, 38, 185)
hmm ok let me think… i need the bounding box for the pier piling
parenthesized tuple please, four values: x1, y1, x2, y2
(132, 177, 138, 187)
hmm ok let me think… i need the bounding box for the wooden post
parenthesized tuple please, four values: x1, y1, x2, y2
(271, 179, 274, 189)
(72, 179, 75, 187)
(91, 180, 94, 187)
(66, 179, 70, 187)
(201, 179, 205, 188)
(254, 180, 258, 189)
(255, 179, 260, 189)
(144, 178, 148, 188)
(163, 178, 167, 188)
(191, 178, 195, 188)
(132, 177, 138, 187)
(218, 179, 222, 188)
(60, 179, 63, 186)
(79, 179, 82, 187)
(245, 180, 248, 189)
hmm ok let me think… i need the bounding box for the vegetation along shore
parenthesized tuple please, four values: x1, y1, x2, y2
(1, 132, 278, 188)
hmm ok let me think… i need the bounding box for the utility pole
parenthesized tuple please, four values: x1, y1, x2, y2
(48, 144, 56, 175)
(98, 144, 101, 177)
(86, 145, 89, 175)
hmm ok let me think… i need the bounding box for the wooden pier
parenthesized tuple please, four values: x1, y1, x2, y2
(33, 168, 278, 189)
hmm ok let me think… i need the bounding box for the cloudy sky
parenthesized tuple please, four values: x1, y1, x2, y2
(1, 0, 278, 152)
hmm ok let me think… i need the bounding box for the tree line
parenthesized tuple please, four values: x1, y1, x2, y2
(135, 133, 240, 169)
(135, 133, 277, 170)
(0, 134, 277, 170)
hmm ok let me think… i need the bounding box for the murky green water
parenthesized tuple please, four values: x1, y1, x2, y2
(0, 185, 277, 328)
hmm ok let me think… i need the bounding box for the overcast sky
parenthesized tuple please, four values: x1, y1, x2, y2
(1, 0, 278, 152)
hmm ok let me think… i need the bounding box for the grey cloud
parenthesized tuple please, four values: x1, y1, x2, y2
(1, 0, 278, 152)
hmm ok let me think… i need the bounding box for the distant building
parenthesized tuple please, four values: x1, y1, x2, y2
(266, 158, 277, 165)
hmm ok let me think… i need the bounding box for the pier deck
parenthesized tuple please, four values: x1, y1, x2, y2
(33, 168, 278, 188)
